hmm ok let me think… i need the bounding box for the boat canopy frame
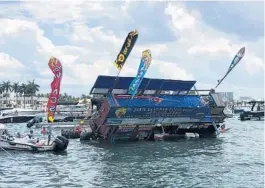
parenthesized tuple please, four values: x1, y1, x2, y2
(90, 75, 197, 96)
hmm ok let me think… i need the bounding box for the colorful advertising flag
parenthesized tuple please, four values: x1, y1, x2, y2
(46, 57, 63, 122)
(215, 47, 245, 88)
(128, 49, 152, 98)
(113, 30, 138, 71)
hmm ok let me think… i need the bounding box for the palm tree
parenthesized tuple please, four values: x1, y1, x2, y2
(63, 93, 68, 101)
(2, 81, 11, 105)
(26, 80, 40, 108)
(19, 83, 28, 108)
(81, 94, 86, 99)
(0, 85, 4, 107)
(45, 93, 50, 98)
(12, 82, 20, 107)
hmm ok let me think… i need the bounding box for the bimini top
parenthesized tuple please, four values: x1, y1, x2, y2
(90, 75, 196, 95)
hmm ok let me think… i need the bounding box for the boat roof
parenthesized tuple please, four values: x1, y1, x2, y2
(248, 101, 264, 104)
(0, 108, 13, 111)
(90, 75, 196, 95)
(57, 101, 79, 105)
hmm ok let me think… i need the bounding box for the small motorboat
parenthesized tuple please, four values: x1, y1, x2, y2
(0, 124, 69, 152)
(26, 114, 81, 129)
(224, 107, 234, 118)
(0, 108, 41, 123)
(239, 101, 264, 121)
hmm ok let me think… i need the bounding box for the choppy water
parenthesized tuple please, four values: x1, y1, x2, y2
(0, 117, 264, 188)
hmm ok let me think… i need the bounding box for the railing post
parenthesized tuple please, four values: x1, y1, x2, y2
(212, 121, 220, 136)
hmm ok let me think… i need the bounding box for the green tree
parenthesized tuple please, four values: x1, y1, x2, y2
(81, 94, 86, 99)
(12, 82, 20, 107)
(0, 85, 4, 107)
(2, 81, 11, 105)
(26, 80, 40, 108)
(19, 83, 28, 108)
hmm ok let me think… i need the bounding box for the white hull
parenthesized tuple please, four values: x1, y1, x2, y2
(0, 137, 55, 152)
(34, 122, 77, 129)
(0, 123, 68, 152)
(225, 113, 234, 118)
(154, 133, 170, 141)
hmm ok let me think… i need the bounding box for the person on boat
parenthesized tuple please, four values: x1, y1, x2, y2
(28, 130, 34, 139)
(47, 126, 52, 145)
(2, 129, 10, 136)
(41, 127, 47, 135)
(35, 138, 43, 146)
(16, 132, 21, 138)
(74, 125, 82, 134)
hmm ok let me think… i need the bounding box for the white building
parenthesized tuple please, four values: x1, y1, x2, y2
(0, 94, 48, 109)
(219, 92, 234, 102)
(239, 96, 253, 101)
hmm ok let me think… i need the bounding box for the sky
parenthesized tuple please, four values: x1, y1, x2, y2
(0, 1, 264, 99)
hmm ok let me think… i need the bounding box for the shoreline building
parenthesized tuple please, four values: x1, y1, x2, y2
(219, 92, 234, 103)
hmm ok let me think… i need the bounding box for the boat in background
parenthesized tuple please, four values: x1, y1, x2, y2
(224, 107, 234, 118)
(240, 101, 264, 121)
(0, 108, 41, 123)
(26, 113, 86, 129)
(0, 123, 69, 152)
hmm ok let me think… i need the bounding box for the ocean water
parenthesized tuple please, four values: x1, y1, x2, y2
(0, 117, 264, 188)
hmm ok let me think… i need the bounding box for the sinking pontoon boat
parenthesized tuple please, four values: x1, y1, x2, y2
(78, 75, 226, 143)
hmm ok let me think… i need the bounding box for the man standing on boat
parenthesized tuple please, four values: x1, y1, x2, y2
(47, 126, 52, 145)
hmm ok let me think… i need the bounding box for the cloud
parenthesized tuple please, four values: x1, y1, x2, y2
(163, 2, 263, 83)
(0, 53, 25, 80)
(0, 1, 263, 99)
(0, 53, 24, 69)
(153, 60, 194, 80)
(20, 1, 128, 24)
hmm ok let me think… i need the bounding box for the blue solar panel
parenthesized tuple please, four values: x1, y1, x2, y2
(90, 75, 196, 94)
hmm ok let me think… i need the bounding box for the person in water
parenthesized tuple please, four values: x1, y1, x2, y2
(220, 124, 229, 133)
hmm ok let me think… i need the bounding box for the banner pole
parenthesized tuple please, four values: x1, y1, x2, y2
(109, 70, 121, 93)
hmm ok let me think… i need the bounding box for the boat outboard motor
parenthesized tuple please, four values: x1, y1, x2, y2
(27, 118, 37, 128)
(54, 136, 69, 151)
(27, 117, 42, 128)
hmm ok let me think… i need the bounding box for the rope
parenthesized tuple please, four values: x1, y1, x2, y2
(0, 145, 26, 167)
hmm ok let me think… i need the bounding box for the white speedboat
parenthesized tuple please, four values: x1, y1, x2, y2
(0, 124, 69, 152)
(27, 114, 81, 129)
(0, 108, 41, 123)
(224, 107, 234, 118)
